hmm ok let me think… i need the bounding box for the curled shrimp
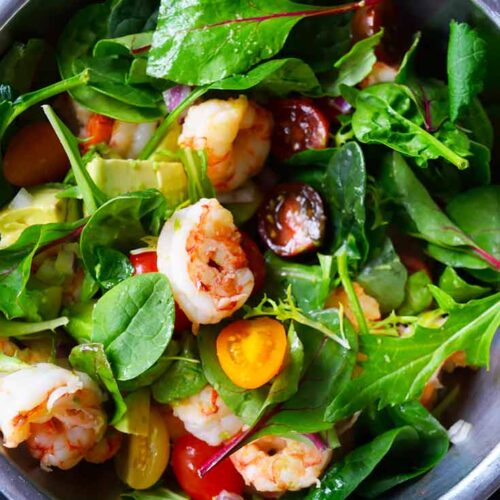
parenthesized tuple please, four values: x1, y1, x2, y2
(109, 121, 158, 159)
(171, 385, 244, 446)
(157, 198, 254, 325)
(0, 363, 107, 470)
(178, 95, 273, 192)
(230, 436, 332, 494)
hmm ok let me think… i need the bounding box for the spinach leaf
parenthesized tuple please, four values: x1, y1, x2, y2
(265, 252, 333, 314)
(43, 105, 106, 215)
(346, 83, 469, 169)
(152, 335, 207, 403)
(326, 291, 500, 421)
(92, 273, 175, 381)
(108, 0, 159, 38)
(325, 30, 383, 96)
(460, 99, 493, 151)
(438, 267, 489, 303)
(0, 353, 29, 373)
(0, 316, 68, 337)
(357, 238, 407, 313)
(147, 0, 370, 85)
(0, 221, 83, 320)
(308, 402, 448, 499)
(69, 343, 127, 424)
(380, 153, 499, 271)
(447, 21, 487, 122)
(80, 190, 167, 289)
(122, 487, 188, 500)
(398, 270, 433, 316)
(93, 33, 154, 59)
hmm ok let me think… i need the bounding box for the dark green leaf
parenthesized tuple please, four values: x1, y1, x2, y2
(92, 273, 175, 381)
(93, 247, 134, 290)
(438, 267, 489, 302)
(122, 486, 188, 500)
(93, 32, 154, 58)
(398, 270, 433, 316)
(108, 0, 159, 38)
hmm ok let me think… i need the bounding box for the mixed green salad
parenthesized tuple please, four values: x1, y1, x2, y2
(0, 0, 499, 499)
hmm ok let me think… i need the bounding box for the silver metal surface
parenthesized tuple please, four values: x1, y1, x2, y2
(0, 0, 498, 499)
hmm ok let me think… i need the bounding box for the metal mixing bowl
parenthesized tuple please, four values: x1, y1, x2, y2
(0, 1, 499, 498)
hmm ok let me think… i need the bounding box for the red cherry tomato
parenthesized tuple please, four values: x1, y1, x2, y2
(270, 98, 330, 161)
(130, 251, 191, 331)
(83, 113, 114, 152)
(172, 434, 244, 500)
(240, 232, 266, 294)
(258, 182, 326, 257)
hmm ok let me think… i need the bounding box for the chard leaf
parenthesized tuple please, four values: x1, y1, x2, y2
(152, 335, 207, 403)
(325, 29, 383, 96)
(346, 83, 470, 169)
(326, 292, 500, 421)
(438, 267, 489, 303)
(147, 0, 376, 85)
(92, 273, 175, 381)
(69, 343, 127, 424)
(447, 21, 487, 122)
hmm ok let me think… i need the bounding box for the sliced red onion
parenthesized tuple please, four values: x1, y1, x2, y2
(303, 433, 328, 451)
(163, 85, 192, 113)
(214, 492, 244, 500)
(330, 96, 352, 115)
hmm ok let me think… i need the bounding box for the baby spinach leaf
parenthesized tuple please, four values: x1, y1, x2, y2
(0, 316, 68, 337)
(265, 252, 334, 314)
(92, 273, 175, 381)
(398, 270, 433, 316)
(447, 21, 487, 122)
(69, 342, 127, 424)
(0, 221, 84, 320)
(108, 0, 159, 38)
(438, 267, 489, 303)
(346, 83, 469, 169)
(325, 30, 383, 96)
(357, 238, 407, 313)
(308, 402, 448, 499)
(93, 32, 154, 59)
(80, 190, 167, 289)
(326, 291, 500, 421)
(147, 0, 374, 85)
(122, 487, 188, 500)
(152, 335, 207, 403)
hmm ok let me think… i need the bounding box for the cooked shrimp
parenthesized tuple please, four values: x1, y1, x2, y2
(326, 282, 381, 330)
(172, 385, 244, 446)
(157, 198, 254, 325)
(230, 436, 332, 494)
(84, 428, 122, 464)
(178, 95, 273, 192)
(109, 121, 158, 159)
(360, 61, 398, 88)
(0, 363, 107, 470)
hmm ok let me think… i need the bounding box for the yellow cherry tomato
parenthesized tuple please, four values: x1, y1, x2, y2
(216, 317, 287, 389)
(114, 405, 169, 490)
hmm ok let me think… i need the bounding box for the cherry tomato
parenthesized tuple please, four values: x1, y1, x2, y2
(216, 318, 287, 389)
(130, 251, 191, 331)
(115, 406, 170, 490)
(240, 232, 266, 294)
(3, 121, 69, 187)
(270, 98, 330, 161)
(172, 434, 244, 500)
(258, 182, 326, 257)
(83, 113, 114, 152)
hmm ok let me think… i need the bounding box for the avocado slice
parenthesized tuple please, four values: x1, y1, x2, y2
(87, 157, 188, 207)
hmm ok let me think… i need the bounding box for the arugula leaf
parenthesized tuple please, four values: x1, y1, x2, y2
(69, 343, 127, 424)
(398, 270, 433, 316)
(0, 221, 84, 320)
(308, 402, 448, 499)
(438, 267, 489, 303)
(80, 190, 167, 289)
(357, 238, 407, 313)
(0, 316, 68, 337)
(147, 0, 376, 85)
(43, 105, 106, 215)
(264, 252, 333, 314)
(92, 273, 175, 381)
(0, 353, 30, 373)
(108, 0, 159, 38)
(152, 335, 207, 403)
(326, 291, 500, 421)
(177, 148, 215, 202)
(346, 83, 470, 169)
(325, 30, 383, 96)
(447, 21, 487, 122)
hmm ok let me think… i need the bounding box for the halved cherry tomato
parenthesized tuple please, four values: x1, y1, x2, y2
(115, 406, 169, 490)
(3, 121, 69, 187)
(270, 98, 330, 161)
(172, 434, 244, 500)
(130, 251, 191, 331)
(216, 317, 287, 389)
(240, 232, 266, 294)
(83, 113, 114, 152)
(258, 182, 326, 257)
